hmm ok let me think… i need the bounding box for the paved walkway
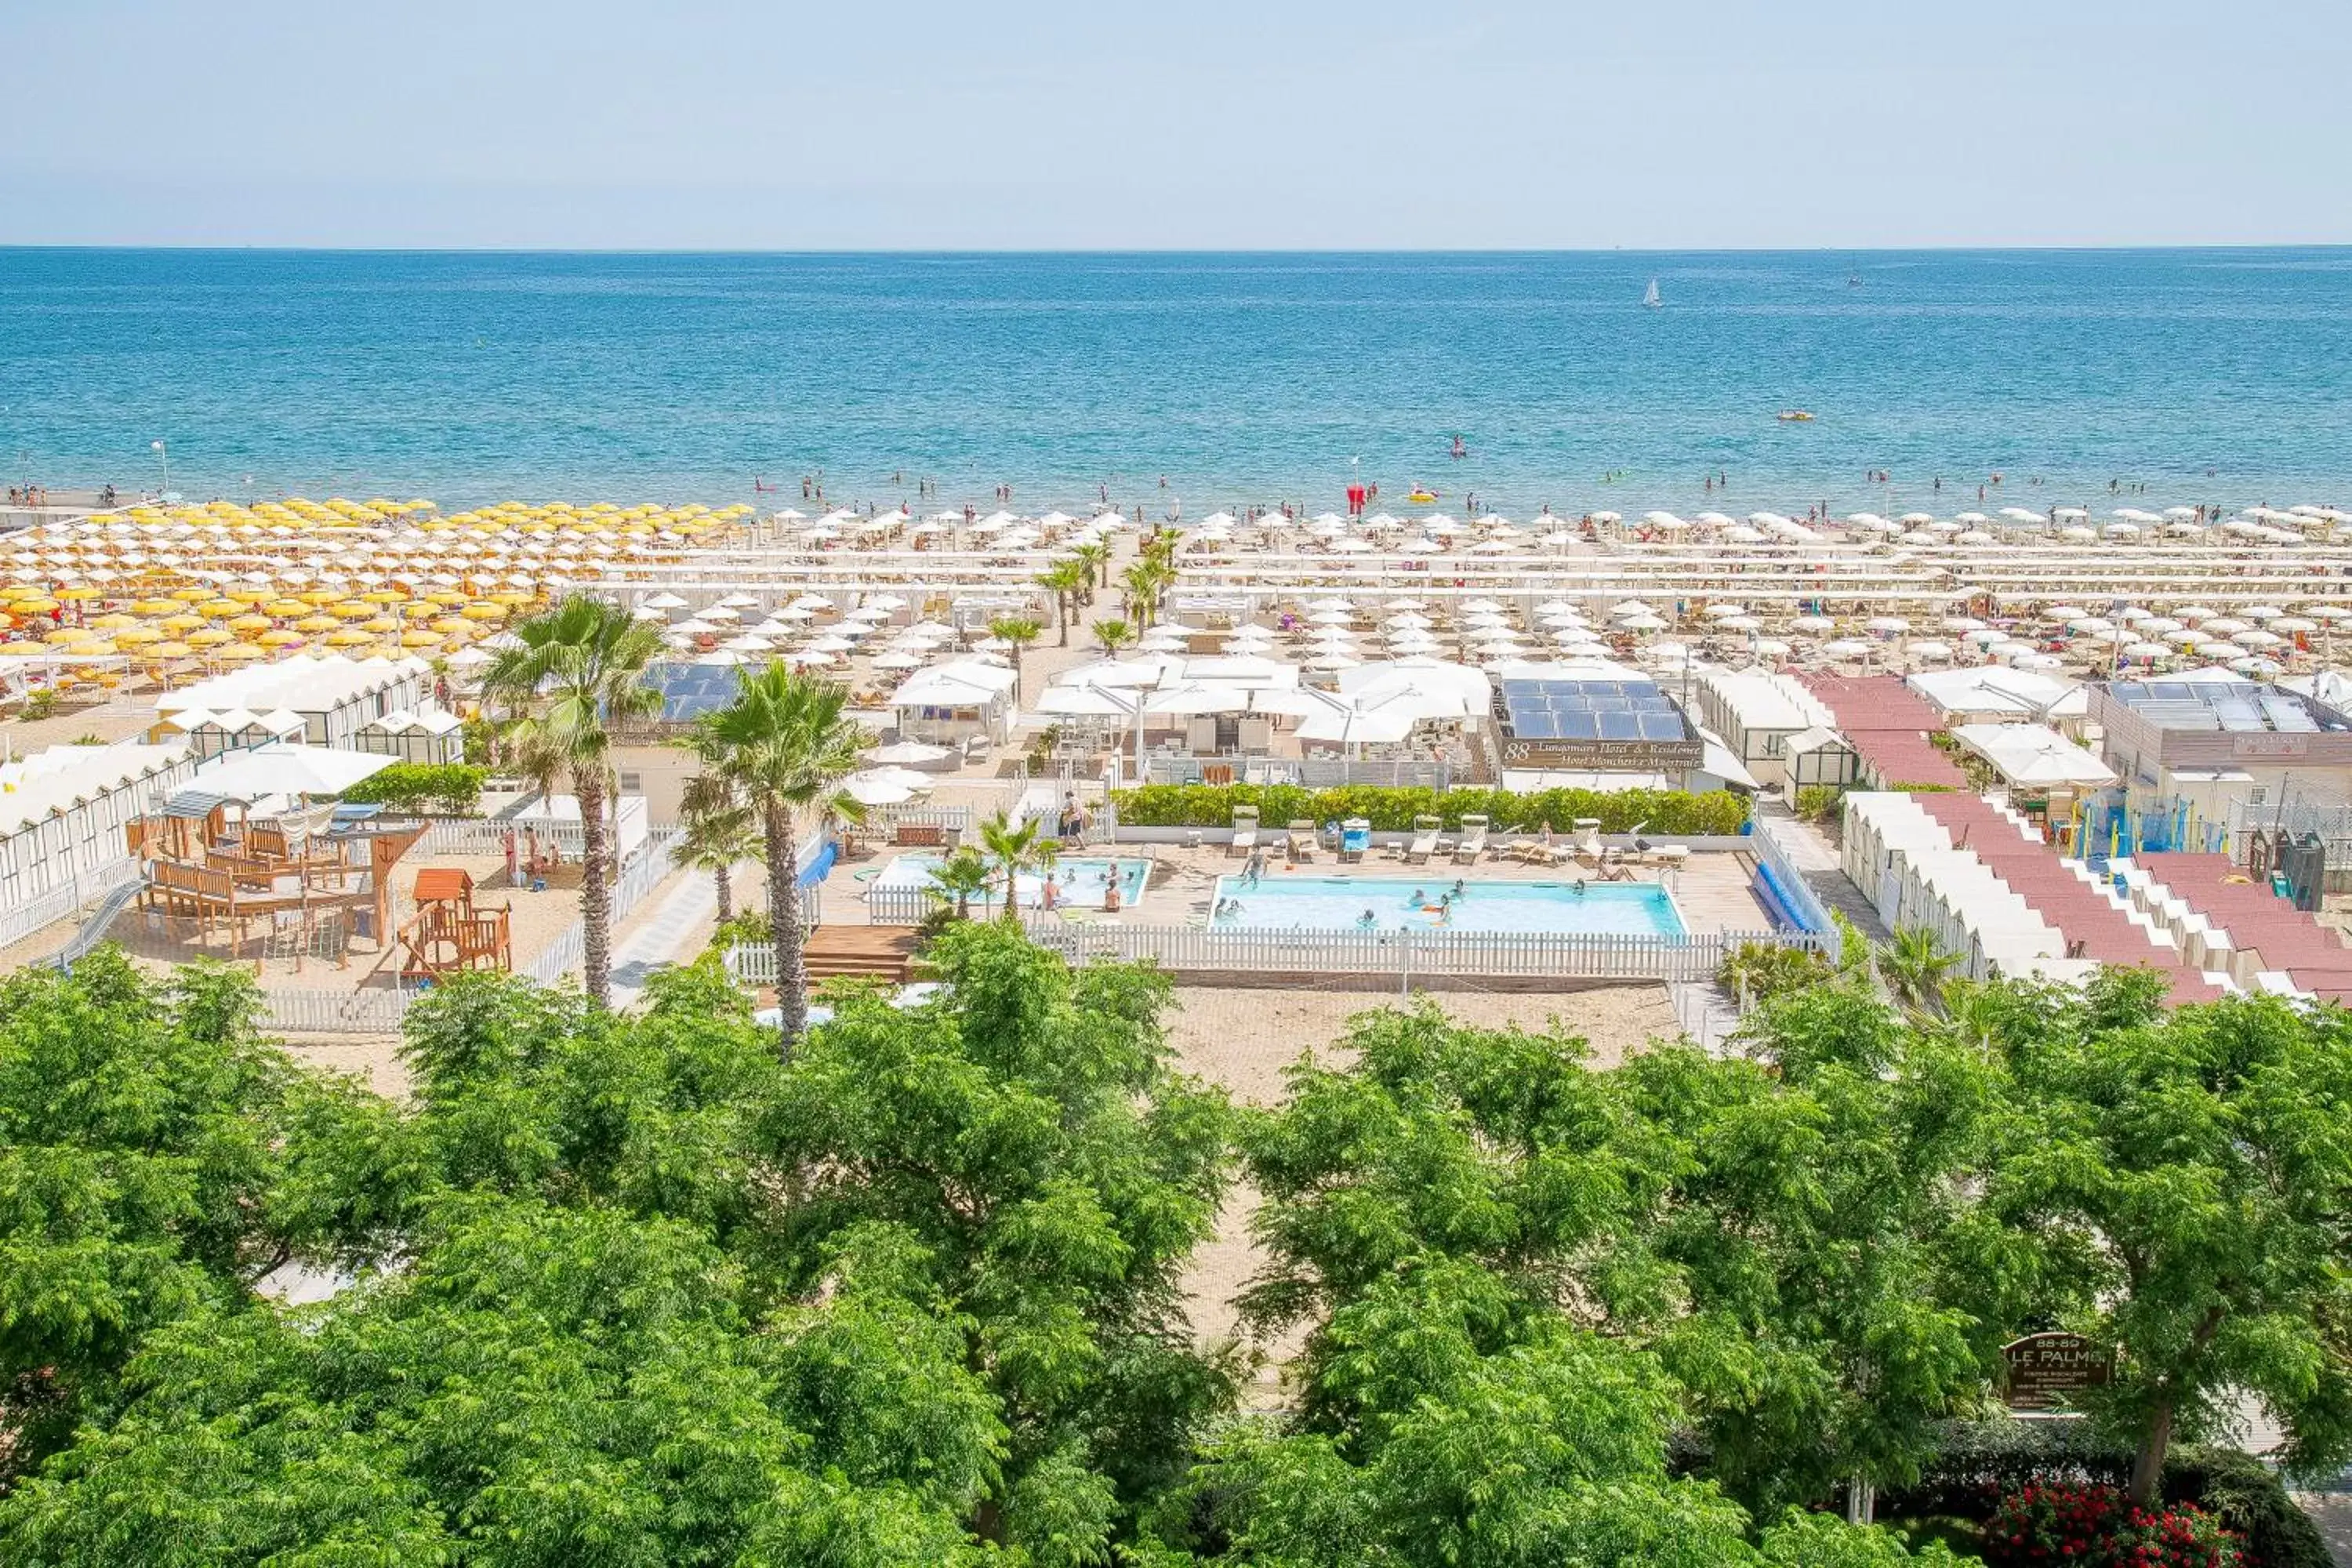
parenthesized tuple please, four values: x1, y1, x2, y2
(2295, 1494, 2352, 1566)
(607, 869, 720, 1011)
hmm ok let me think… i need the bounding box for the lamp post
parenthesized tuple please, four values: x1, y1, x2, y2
(151, 439, 169, 497)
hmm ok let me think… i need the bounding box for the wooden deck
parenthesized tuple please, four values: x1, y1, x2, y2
(804, 924, 922, 985)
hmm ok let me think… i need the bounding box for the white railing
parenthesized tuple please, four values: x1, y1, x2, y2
(726, 924, 1822, 986)
(260, 988, 416, 1034)
(0, 853, 142, 952)
(519, 827, 684, 985)
(1749, 818, 1836, 935)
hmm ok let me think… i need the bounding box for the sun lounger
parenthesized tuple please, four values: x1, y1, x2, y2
(1287, 819, 1316, 862)
(1339, 818, 1370, 862)
(1453, 815, 1488, 864)
(1229, 805, 1260, 858)
(1404, 814, 1442, 865)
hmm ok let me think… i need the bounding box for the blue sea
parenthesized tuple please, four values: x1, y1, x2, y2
(3, 248, 2350, 516)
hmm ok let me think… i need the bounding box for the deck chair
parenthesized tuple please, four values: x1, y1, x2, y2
(1338, 818, 1371, 862)
(1229, 804, 1260, 858)
(1404, 814, 1442, 864)
(1453, 815, 1488, 864)
(1286, 819, 1316, 862)
(1571, 819, 1606, 868)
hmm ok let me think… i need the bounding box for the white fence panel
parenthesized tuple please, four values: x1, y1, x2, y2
(0, 854, 141, 951)
(724, 925, 1820, 988)
(260, 989, 415, 1034)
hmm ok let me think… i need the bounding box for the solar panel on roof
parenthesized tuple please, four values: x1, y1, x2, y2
(1598, 712, 1643, 741)
(1559, 713, 1601, 739)
(1515, 713, 1559, 739)
(1637, 713, 1688, 741)
(2262, 695, 2320, 733)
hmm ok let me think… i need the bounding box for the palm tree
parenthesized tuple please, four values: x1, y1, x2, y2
(1071, 540, 1110, 599)
(924, 848, 994, 921)
(1092, 618, 1137, 657)
(976, 810, 1043, 924)
(673, 772, 763, 924)
(1036, 561, 1088, 647)
(1120, 561, 1167, 627)
(694, 662, 872, 1058)
(987, 616, 1043, 686)
(1875, 926, 1962, 1012)
(481, 593, 665, 1007)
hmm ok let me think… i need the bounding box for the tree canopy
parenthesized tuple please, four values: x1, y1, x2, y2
(8, 929, 2345, 1561)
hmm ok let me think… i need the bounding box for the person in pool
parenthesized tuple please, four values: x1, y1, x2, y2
(1573, 878, 1588, 896)
(1103, 880, 1122, 913)
(1410, 888, 1426, 906)
(1357, 909, 1378, 929)
(1450, 879, 1466, 898)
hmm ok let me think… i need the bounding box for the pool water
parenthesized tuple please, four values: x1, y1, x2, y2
(877, 853, 1153, 910)
(1209, 875, 1685, 935)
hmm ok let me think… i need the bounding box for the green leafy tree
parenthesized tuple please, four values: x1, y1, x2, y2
(692, 662, 870, 1058)
(1989, 977, 2352, 1502)
(1070, 539, 1110, 598)
(0, 953, 376, 1475)
(758, 924, 1236, 1555)
(674, 771, 764, 924)
(1091, 618, 1137, 657)
(1120, 560, 1170, 627)
(977, 809, 1045, 923)
(989, 615, 1044, 685)
(480, 592, 666, 1004)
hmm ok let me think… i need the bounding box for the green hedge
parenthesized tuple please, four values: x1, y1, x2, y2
(1109, 783, 1749, 837)
(339, 762, 488, 816)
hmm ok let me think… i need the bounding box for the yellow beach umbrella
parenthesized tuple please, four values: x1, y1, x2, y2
(199, 599, 245, 619)
(158, 613, 205, 633)
(129, 598, 179, 615)
(214, 644, 268, 662)
(13, 597, 60, 615)
(460, 602, 505, 621)
(225, 586, 274, 604)
(170, 586, 212, 602)
(428, 616, 470, 635)
(44, 626, 95, 644)
(54, 586, 101, 602)
(325, 628, 374, 647)
(147, 641, 194, 659)
(75, 640, 119, 656)
(332, 601, 375, 619)
(399, 629, 442, 648)
(92, 612, 139, 629)
(186, 628, 233, 648)
(292, 614, 339, 633)
(264, 598, 311, 618)
(362, 588, 407, 604)
(360, 615, 400, 633)
(227, 614, 271, 632)
(112, 626, 162, 646)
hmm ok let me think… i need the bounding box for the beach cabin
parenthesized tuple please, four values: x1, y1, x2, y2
(1686, 671, 1838, 791)
(887, 659, 1018, 751)
(0, 741, 199, 912)
(357, 708, 466, 765)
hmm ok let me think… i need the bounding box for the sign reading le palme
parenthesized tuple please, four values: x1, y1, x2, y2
(2001, 1332, 2114, 1410)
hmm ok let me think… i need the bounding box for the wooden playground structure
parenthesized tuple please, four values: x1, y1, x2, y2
(127, 800, 428, 972)
(397, 867, 514, 981)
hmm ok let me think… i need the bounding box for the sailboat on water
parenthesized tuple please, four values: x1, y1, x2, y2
(1642, 278, 1663, 310)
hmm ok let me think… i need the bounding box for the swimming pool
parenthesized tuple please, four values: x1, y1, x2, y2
(1208, 875, 1685, 935)
(877, 853, 1153, 910)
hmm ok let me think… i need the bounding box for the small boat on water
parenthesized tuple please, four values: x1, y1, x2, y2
(1777, 410, 1816, 423)
(1642, 278, 1663, 310)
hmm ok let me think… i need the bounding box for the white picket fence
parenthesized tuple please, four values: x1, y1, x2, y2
(0, 854, 142, 952)
(260, 988, 416, 1034)
(726, 924, 1822, 987)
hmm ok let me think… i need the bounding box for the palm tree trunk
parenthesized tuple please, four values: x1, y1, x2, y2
(712, 862, 732, 924)
(578, 773, 613, 1005)
(1058, 593, 1070, 646)
(765, 801, 808, 1062)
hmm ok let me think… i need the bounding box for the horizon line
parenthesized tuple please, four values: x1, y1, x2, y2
(5, 241, 2352, 258)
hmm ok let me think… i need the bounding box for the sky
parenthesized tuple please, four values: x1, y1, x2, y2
(3, 0, 2347, 249)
